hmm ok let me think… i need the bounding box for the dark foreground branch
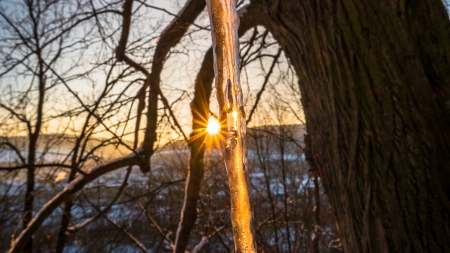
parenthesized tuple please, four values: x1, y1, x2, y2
(8, 149, 144, 253)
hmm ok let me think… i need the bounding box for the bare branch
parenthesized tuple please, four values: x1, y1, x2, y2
(0, 104, 31, 133)
(0, 142, 27, 164)
(67, 166, 132, 232)
(246, 47, 282, 125)
(8, 149, 144, 253)
(116, 0, 134, 61)
(101, 212, 148, 253)
(135, 0, 208, 30)
(0, 163, 86, 175)
(141, 0, 207, 173)
(160, 90, 188, 141)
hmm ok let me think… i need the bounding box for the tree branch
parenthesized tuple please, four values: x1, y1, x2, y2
(173, 4, 262, 252)
(8, 149, 144, 253)
(246, 47, 282, 125)
(67, 166, 132, 233)
(0, 163, 87, 175)
(141, 0, 207, 173)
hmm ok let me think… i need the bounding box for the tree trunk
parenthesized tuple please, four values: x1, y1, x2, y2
(22, 47, 46, 253)
(55, 168, 77, 253)
(254, 0, 450, 252)
(23, 147, 35, 253)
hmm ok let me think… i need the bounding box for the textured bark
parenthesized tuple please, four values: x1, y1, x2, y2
(311, 175, 321, 253)
(253, 0, 450, 252)
(173, 5, 261, 252)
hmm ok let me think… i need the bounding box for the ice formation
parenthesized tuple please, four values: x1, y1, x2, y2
(205, 0, 256, 252)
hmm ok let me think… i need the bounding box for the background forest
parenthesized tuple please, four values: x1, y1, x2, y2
(0, 0, 336, 252)
(1, 0, 450, 253)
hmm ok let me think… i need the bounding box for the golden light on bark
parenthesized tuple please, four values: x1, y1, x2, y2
(206, 117, 220, 135)
(206, 0, 257, 251)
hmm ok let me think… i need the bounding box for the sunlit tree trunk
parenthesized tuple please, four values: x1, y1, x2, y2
(254, 0, 450, 252)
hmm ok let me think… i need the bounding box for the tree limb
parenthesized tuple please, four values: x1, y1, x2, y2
(8, 149, 144, 253)
(246, 47, 282, 125)
(173, 4, 262, 252)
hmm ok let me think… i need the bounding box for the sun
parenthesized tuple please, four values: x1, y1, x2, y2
(206, 117, 220, 135)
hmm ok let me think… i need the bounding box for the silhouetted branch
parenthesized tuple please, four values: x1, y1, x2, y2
(67, 166, 132, 232)
(8, 149, 144, 253)
(0, 164, 86, 175)
(246, 47, 282, 125)
(99, 211, 148, 252)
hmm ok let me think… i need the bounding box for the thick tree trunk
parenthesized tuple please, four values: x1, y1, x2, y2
(254, 0, 450, 252)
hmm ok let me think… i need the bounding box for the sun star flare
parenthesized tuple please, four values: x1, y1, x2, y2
(206, 117, 220, 135)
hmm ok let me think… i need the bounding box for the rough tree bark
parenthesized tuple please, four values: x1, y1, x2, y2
(252, 0, 450, 252)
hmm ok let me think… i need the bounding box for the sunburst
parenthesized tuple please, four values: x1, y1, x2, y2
(206, 117, 220, 135)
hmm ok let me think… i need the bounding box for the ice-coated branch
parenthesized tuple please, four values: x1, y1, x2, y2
(173, 3, 261, 252)
(206, 0, 256, 252)
(8, 149, 144, 253)
(191, 236, 209, 253)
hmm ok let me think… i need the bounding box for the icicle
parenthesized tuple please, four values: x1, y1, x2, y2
(205, 0, 256, 252)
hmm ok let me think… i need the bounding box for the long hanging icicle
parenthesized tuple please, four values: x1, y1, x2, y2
(205, 0, 256, 252)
